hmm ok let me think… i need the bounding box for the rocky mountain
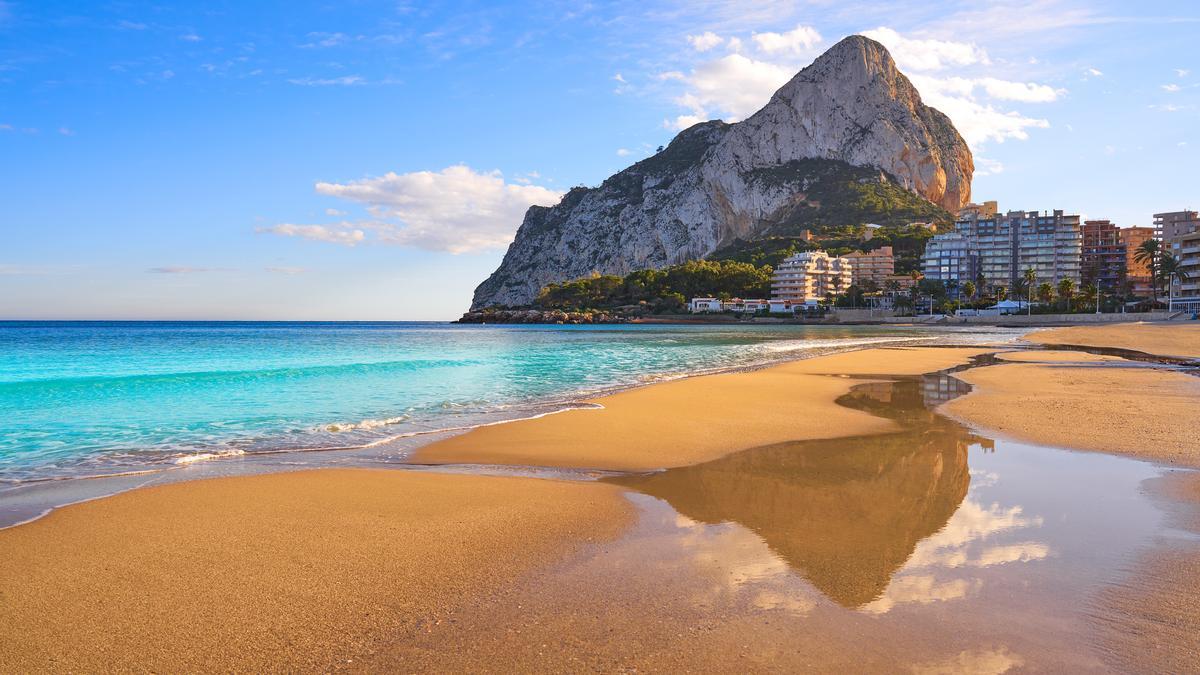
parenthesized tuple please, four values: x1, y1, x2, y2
(472, 35, 974, 309)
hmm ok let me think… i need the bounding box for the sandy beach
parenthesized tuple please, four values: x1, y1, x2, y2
(3, 324, 1199, 671)
(1030, 321, 1200, 359)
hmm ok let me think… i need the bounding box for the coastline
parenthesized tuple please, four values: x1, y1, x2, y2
(3, 322, 1199, 670)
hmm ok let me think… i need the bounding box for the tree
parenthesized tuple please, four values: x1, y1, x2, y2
(962, 281, 977, 303)
(1056, 278, 1075, 312)
(995, 285, 1008, 302)
(1080, 283, 1099, 314)
(1158, 253, 1191, 310)
(1037, 282, 1054, 306)
(1022, 268, 1038, 315)
(1133, 239, 1162, 305)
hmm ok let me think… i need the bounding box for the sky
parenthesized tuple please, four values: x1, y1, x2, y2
(2, 0, 1199, 320)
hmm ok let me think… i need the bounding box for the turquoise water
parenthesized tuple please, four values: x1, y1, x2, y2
(0, 321, 1020, 482)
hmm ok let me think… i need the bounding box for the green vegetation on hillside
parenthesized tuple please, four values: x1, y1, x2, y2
(711, 222, 941, 274)
(535, 259, 772, 313)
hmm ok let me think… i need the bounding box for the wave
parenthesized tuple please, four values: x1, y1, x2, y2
(173, 449, 246, 465)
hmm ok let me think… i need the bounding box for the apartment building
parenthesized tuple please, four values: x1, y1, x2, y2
(843, 246, 895, 289)
(1153, 210, 1200, 242)
(958, 201, 999, 220)
(770, 251, 853, 304)
(1168, 229, 1200, 313)
(956, 209, 1082, 290)
(921, 233, 978, 295)
(1081, 220, 1126, 292)
(1118, 226, 1156, 297)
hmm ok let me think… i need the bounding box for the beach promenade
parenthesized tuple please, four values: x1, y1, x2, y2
(2, 322, 1198, 671)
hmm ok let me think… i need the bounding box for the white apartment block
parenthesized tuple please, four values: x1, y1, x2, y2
(771, 251, 853, 304)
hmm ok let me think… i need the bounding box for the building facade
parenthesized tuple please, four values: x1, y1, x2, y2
(843, 246, 895, 289)
(1153, 210, 1200, 242)
(955, 209, 1082, 291)
(1081, 220, 1126, 292)
(1168, 229, 1200, 312)
(921, 233, 978, 296)
(1118, 226, 1156, 297)
(771, 251, 853, 304)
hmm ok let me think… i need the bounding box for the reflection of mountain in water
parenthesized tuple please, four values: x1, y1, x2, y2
(609, 376, 992, 608)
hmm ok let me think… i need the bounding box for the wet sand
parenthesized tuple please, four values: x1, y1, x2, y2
(0, 469, 632, 672)
(412, 347, 993, 470)
(1030, 321, 1200, 359)
(941, 349, 1200, 467)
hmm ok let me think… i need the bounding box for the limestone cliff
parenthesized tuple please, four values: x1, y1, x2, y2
(472, 35, 973, 309)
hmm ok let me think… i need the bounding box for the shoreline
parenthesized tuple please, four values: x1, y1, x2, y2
(0, 330, 1012, 529)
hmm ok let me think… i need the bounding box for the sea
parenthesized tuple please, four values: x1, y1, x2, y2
(0, 321, 1025, 485)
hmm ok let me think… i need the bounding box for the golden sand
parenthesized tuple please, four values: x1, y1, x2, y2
(941, 355, 1200, 467)
(412, 347, 992, 470)
(1030, 322, 1200, 359)
(0, 469, 632, 672)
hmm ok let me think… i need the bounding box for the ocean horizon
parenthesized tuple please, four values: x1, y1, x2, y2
(0, 321, 1023, 485)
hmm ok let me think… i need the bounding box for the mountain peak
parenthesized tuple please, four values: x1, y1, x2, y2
(469, 35, 974, 309)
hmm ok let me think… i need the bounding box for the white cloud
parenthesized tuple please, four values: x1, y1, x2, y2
(686, 31, 724, 52)
(260, 223, 366, 246)
(975, 157, 1004, 176)
(161, 70, 175, 80)
(147, 266, 221, 274)
(117, 19, 147, 30)
(0, 123, 12, 131)
(616, 148, 631, 156)
(750, 25, 822, 57)
(861, 27, 989, 71)
(612, 72, 626, 83)
(664, 53, 793, 126)
(265, 266, 306, 275)
(1177, 69, 1190, 77)
(908, 74, 1051, 145)
(272, 166, 562, 254)
(1162, 83, 1181, 92)
(324, 208, 345, 216)
(976, 77, 1063, 102)
(1084, 67, 1103, 78)
(180, 33, 202, 42)
(57, 127, 74, 136)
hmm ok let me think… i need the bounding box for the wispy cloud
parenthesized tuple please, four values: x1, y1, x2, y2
(265, 266, 307, 275)
(117, 19, 147, 30)
(258, 223, 366, 246)
(180, 33, 202, 42)
(147, 266, 226, 274)
(287, 76, 366, 86)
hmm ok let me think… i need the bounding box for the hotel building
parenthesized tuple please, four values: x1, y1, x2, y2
(770, 251, 853, 305)
(843, 246, 895, 289)
(1081, 220, 1126, 292)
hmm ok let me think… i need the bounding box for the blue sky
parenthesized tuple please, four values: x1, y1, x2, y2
(2, 0, 1198, 320)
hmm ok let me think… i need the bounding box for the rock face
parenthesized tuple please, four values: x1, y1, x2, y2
(472, 35, 973, 309)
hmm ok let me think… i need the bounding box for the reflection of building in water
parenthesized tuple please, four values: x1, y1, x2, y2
(921, 374, 973, 407)
(610, 379, 989, 608)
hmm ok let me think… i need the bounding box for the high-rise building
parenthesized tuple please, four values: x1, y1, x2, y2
(770, 251, 853, 304)
(955, 210, 1081, 291)
(1081, 220, 1126, 292)
(1153, 210, 1200, 242)
(921, 233, 978, 296)
(1118, 226, 1156, 298)
(843, 246, 895, 289)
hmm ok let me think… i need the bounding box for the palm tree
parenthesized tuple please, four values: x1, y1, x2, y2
(995, 285, 1008, 302)
(1134, 239, 1162, 305)
(1158, 253, 1191, 311)
(1037, 282, 1054, 307)
(1056, 278, 1075, 312)
(1022, 268, 1037, 315)
(963, 281, 977, 304)
(1080, 283, 1099, 314)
